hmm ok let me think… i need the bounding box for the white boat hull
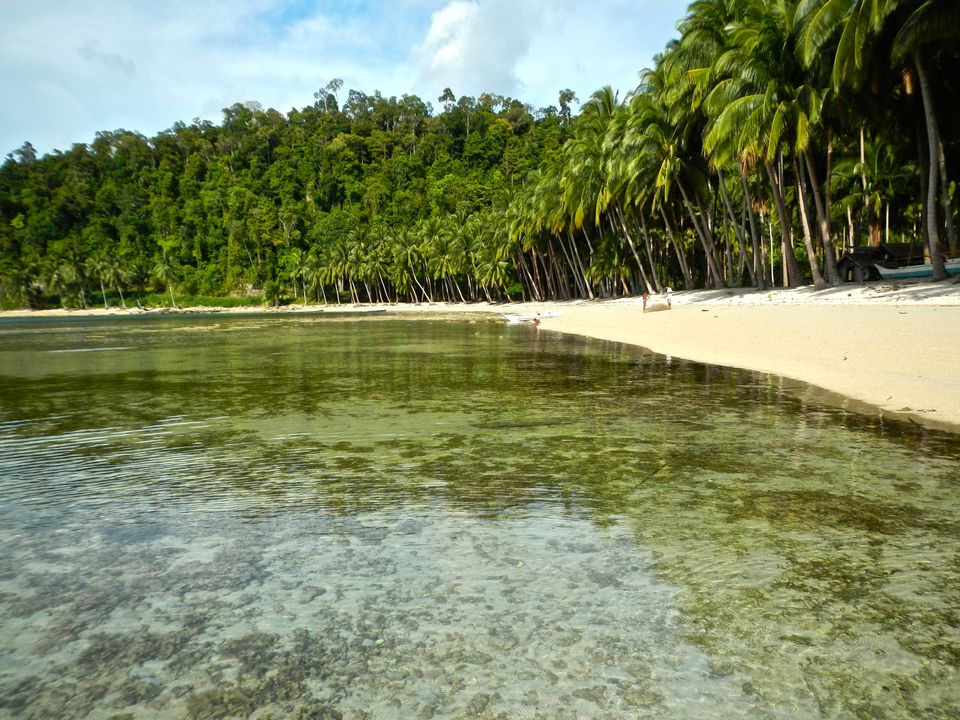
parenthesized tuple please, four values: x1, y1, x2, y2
(876, 257, 960, 279)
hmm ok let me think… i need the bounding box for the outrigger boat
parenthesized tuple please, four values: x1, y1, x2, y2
(503, 311, 561, 324)
(875, 257, 960, 280)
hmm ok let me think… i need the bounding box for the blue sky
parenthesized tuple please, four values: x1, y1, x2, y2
(0, 0, 688, 158)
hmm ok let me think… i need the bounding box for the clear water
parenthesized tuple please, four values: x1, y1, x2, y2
(0, 314, 958, 720)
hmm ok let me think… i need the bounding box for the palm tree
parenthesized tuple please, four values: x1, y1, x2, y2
(703, 0, 819, 287)
(45, 258, 86, 308)
(390, 227, 430, 302)
(283, 247, 311, 304)
(102, 257, 131, 308)
(151, 254, 178, 307)
(632, 67, 726, 288)
(85, 255, 111, 309)
(421, 216, 464, 302)
(889, 0, 959, 276)
(804, 0, 960, 278)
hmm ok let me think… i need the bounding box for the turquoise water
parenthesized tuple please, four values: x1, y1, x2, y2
(0, 315, 958, 719)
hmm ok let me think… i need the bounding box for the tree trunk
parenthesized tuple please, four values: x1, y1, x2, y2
(740, 169, 766, 289)
(566, 230, 594, 300)
(556, 232, 586, 298)
(795, 155, 827, 289)
(638, 210, 663, 292)
(764, 160, 803, 287)
(531, 247, 548, 300)
(613, 204, 654, 293)
(451, 275, 466, 303)
(860, 125, 870, 246)
(409, 263, 428, 302)
(717, 169, 755, 287)
(914, 53, 946, 279)
(677, 180, 723, 288)
(516, 251, 541, 301)
(717, 169, 753, 287)
(378, 273, 390, 303)
(660, 206, 694, 288)
(547, 238, 570, 299)
(803, 147, 841, 285)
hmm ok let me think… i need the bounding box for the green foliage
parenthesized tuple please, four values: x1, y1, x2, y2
(0, 89, 559, 307)
(1, 3, 958, 308)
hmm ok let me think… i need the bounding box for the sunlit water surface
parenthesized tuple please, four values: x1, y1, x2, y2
(0, 314, 958, 720)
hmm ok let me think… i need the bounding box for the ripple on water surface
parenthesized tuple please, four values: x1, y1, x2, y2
(1, 316, 959, 719)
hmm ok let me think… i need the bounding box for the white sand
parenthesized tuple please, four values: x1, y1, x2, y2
(6, 279, 960, 431)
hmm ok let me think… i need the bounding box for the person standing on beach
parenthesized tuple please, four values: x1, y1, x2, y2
(642, 291, 648, 313)
(663, 286, 672, 309)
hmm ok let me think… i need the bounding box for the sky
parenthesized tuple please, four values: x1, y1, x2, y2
(0, 0, 688, 158)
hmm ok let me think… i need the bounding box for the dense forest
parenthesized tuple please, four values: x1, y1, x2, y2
(1, 0, 958, 309)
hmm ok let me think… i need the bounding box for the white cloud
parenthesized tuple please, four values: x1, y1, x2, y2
(415, 0, 534, 100)
(0, 0, 686, 157)
(414, 0, 681, 109)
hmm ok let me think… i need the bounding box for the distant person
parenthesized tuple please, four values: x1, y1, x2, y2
(642, 291, 648, 313)
(663, 286, 673, 309)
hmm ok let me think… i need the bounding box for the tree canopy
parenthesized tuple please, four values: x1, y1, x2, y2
(2, 0, 958, 309)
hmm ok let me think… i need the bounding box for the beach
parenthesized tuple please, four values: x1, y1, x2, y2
(5, 279, 960, 432)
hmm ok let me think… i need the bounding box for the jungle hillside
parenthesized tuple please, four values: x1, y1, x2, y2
(2, 0, 959, 309)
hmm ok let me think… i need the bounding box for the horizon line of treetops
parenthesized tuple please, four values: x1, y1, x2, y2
(1, 0, 958, 309)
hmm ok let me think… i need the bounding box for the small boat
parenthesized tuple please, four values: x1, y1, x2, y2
(503, 311, 561, 324)
(875, 257, 960, 280)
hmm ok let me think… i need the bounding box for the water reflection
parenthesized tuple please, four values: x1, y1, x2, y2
(1, 316, 958, 719)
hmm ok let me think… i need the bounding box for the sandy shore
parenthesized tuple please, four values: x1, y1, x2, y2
(5, 279, 960, 432)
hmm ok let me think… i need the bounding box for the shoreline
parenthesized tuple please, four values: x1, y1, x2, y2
(5, 278, 960, 433)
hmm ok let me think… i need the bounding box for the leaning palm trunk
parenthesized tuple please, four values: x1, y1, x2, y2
(794, 156, 828, 289)
(565, 230, 594, 300)
(411, 268, 430, 303)
(515, 251, 541, 301)
(536, 249, 555, 300)
(764, 160, 803, 287)
(612, 205, 654, 293)
(659, 206, 694, 289)
(378, 273, 390, 303)
(638, 212, 663, 293)
(677, 180, 723, 288)
(717, 169, 754, 287)
(451, 275, 466, 303)
(556, 232, 587, 299)
(802, 148, 841, 285)
(530, 245, 549, 300)
(722, 221, 736, 287)
(546, 238, 571, 299)
(740, 170, 767, 289)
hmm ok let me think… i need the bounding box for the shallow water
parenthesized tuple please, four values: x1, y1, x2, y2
(0, 315, 958, 719)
